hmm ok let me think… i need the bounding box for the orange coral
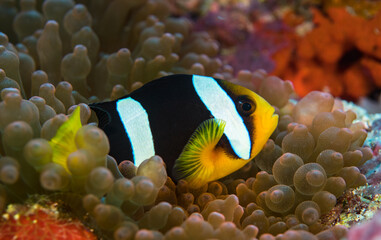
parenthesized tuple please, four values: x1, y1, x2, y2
(273, 7, 381, 99)
(319, 0, 381, 18)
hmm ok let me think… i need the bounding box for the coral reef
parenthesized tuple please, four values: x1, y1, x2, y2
(347, 205, 381, 240)
(306, 0, 381, 18)
(192, 1, 291, 75)
(0, 0, 378, 239)
(0, 200, 97, 239)
(272, 7, 381, 100)
(191, 1, 381, 101)
(322, 184, 381, 228)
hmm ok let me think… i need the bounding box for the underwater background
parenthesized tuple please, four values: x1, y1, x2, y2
(0, 0, 381, 239)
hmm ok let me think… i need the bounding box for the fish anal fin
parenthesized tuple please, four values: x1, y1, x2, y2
(173, 118, 226, 188)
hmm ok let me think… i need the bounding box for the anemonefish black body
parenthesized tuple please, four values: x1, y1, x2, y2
(90, 74, 278, 188)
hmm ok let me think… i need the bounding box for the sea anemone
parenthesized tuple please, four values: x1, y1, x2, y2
(0, 0, 379, 239)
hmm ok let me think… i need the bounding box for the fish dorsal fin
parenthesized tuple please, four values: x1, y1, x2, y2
(173, 118, 226, 188)
(91, 105, 111, 129)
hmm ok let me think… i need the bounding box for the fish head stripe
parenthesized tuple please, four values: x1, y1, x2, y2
(192, 75, 251, 160)
(218, 78, 279, 160)
(116, 97, 155, 167)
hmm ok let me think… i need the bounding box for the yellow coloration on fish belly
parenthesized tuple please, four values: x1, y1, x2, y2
(201, 147, 248, 182)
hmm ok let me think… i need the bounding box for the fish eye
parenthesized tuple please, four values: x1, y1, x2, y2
(237, 96, 256, 116)
(242, 102, 252, 111)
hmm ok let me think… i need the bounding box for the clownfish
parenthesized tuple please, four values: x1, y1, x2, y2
(90, 74, 278, 188)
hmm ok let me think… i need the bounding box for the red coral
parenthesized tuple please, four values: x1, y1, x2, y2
(0, 205, 96, 240)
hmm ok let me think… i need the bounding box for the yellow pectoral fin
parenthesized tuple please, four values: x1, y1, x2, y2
(49, 106, 82, 173)
(172, 118, 226, 188)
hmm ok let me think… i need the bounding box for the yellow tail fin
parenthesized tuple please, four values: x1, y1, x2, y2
(49, 107, 82, 173)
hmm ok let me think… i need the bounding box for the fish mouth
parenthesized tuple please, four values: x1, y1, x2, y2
(271, 112, 279, 122)
(249, 107, 279, 159)
(267, 108, 278, 123)
(263, 108, 279, 138)
(257, 107, 278, 131)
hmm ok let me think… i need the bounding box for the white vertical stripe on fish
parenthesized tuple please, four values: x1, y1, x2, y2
(192, 75, 251, 160)
(116, 97, 155, 166)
